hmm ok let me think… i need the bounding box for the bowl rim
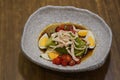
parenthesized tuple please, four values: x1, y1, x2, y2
(21, 5, 112, 72)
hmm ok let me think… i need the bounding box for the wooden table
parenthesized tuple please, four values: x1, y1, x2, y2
(0, 0, 120, 80)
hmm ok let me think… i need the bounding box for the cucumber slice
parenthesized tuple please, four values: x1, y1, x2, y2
(75, 37, 86, 48)
(46, 38, 57, 47)
(75, 49, 85, 56)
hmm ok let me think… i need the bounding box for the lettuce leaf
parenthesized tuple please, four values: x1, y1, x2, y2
(55, 47, 68, 54)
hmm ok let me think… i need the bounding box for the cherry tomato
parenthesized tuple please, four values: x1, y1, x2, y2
(67, 25, 73, 30)
(71, 30, 75, 34)
(65, 54, 72, 62)
(61, 54, 66, 60)
(61, 60, 68, 66)
(69, 60, 76, 66)
(65, 25, 75, 33)
(52, 56, 61, 65)
(55, 27, 62, 32)
(65, 25, 72, 31)
(59, 24, 65, 29)
(55, 24, 65, 32)
(61, 54, 72, 63)
(76, 59, 81, 64)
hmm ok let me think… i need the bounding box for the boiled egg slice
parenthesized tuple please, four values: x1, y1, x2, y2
(48, 51, 59, 60)
(40, 53, 50, 60)
(78, 30, 88, 37)
(40, 49, 59, 60)
(46, 49, 59, 60)
(38, 33, 49, 49)
(85, 31, 96, 49)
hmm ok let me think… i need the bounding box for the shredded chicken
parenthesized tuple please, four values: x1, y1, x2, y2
(73, 25, 80, 32)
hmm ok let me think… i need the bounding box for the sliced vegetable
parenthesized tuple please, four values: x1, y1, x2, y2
(47, 38, 57, 47)
(75, 37, 86, 48)
(75, 49, 85, 56)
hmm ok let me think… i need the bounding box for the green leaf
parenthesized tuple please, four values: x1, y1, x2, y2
(55, 47, 68, 54)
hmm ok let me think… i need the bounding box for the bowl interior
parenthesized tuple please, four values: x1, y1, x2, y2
(21, 6, 112, 72)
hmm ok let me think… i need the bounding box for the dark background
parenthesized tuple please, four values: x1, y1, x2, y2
(0, 0, 120, 80)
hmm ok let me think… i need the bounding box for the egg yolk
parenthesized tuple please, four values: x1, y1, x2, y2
(48, 51, 59, 60)
(39, 37, 48, 47)
(87, 36, 95, 47)
(78, 30, 88, 37)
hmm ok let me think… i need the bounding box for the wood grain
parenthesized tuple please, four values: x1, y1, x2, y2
(0, 0, 120, 80)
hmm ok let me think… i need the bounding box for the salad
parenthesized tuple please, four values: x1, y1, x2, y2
(38, 23, 95, 66)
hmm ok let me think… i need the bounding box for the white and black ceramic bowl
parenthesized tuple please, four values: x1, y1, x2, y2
(21, 6, 112, 72)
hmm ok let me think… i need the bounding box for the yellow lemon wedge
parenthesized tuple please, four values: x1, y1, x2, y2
(78, 30, 88, 37)
(85, 31, 96, 49)
(38, 33, 49, 49)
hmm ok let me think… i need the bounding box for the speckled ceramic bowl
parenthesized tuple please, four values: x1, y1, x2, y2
(21, 6, 112, 72)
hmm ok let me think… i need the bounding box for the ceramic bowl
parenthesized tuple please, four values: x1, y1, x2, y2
(21, 6, 112, 72)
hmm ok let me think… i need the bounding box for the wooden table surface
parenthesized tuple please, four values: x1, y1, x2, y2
(0, 0, 120, 80)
